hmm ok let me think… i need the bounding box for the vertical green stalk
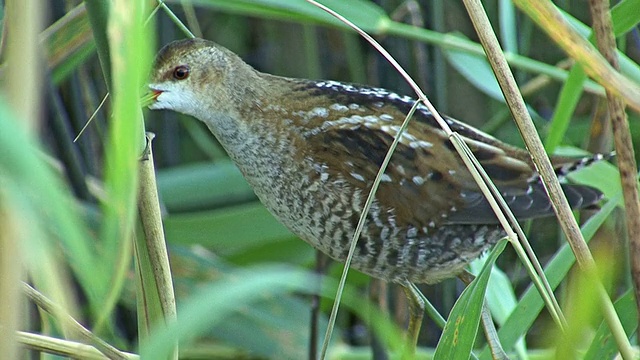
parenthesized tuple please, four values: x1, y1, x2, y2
(86, 0, 149, 328)
(5, 0, 42, 131)
(91, 0, 148, 332)
(302, 25, 321, 79)
(84, 0, 113, 89)
(83, 0, 120, 328)
(87, 2, 177, 357)
(1, 0, 43, 357)
(114, 2, 178, 358)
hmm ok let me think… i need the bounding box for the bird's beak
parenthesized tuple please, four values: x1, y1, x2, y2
(141, 88, 163, 108)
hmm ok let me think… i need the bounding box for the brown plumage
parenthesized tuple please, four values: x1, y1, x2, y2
(148, 38, 602, 284)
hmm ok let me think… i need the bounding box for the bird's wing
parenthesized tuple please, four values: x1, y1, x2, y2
(301, 116, 546, 228)
(292, 80, 601, 227)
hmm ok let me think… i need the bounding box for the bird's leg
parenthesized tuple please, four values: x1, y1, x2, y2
(480, 301, 508, 360)
(401, 282, 424, 355)
(309, 251, 329, 360)
(458, 271, 508, 359)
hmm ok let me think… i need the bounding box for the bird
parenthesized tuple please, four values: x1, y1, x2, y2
(147, 38, 604, 350)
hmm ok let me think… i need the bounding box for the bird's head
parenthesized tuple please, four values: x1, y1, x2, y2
(147, 38, 253, 122)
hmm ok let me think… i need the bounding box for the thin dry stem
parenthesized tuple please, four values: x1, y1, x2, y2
(138, 134, 177, 323)
(22, 283, 130, 360)
(511, 0, 640, 112)
(589, 0, 640, 346)
(137, 134, 178, 359)
(155, 0, 195, 38)
(17, 331, 138, 360)
(463, 0, 633, 357)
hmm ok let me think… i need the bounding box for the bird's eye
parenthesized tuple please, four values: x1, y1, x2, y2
(172, 65, 190, 80)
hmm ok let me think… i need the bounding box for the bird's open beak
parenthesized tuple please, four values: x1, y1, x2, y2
(152, 89, 163, 100)
(141, 88, 163, 107)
